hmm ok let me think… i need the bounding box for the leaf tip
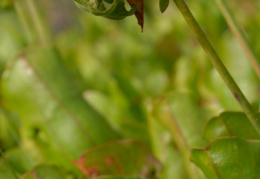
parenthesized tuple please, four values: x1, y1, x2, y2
(126, 0, 144, 32)
(159, 0, 169, 13)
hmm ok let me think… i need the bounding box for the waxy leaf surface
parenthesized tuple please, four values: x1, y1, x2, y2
(203, 112, 260, 142)
(191, 137, 260, 179)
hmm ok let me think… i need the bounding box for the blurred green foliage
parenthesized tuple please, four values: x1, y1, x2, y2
(0, 0, 259, 178)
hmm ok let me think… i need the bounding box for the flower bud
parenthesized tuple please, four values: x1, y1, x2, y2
(73, 0, 138, 20)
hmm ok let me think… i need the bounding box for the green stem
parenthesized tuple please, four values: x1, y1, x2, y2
(152, 98, 201, 179)
(14, 0, 35, 44)
(26, 0, 52, 46)
(173, 0, 260, 134)
(14, 0, 52, 46)
(215, 0, 260, 79)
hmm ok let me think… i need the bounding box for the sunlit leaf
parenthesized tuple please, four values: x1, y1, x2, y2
(203, 112, 260, 142)
(1, 47, 120, 167)
(83, 90, 122, 130)
(73, 139, 161, 179)
(191, 137, 260, 178)
(0, 11, 24, 76)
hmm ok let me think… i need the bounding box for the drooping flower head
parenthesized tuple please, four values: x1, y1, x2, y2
(73, 0, 143, 30)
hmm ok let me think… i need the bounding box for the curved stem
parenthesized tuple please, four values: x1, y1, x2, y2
(14, 0, 36, 44)
(14, 0, 52, 46)
(215, 0, 260, 79)
(26, 0, 52, 46)
(173, 0, 260, 134)
(152, 98, 201, 179)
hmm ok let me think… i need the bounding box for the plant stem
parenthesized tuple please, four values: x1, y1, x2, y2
(152, 98, 201, 179)
(14, 0, 35, 44)
(215, 0, 260, 79)
(26, 0, 52, 46)
(172, 0, 260, 134)
(14, 0, 52, 46)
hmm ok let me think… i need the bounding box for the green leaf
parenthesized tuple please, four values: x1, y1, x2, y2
(0, 148, 35, 175)
(0, 11, 24, 76)
(203, 112, 260, 142)
(159, 0, 169, 13)
(112, 73, 150, 143)
(0, 148, 36, 178)
(83, 90, 122, 130)
(0, 151, 19, 179)
(73, 139, 161, 178)
(21, 164, 65, 179)
(0, 165, 18, 179)
(191, 137, 260, 179)
(0, 108, 20, 151)
(1, 47, 120, 167)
